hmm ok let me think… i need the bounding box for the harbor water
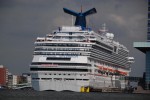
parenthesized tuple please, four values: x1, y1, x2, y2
(0, 90, 150, 100)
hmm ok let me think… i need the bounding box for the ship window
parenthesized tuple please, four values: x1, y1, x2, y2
(69, 32, 72, 35)
(46, 57, 71, 61)
(32, 78, 40, 80)
(76, 79, 82, 80)
(114, 46, 118, 53)
(35, 43, 92, 47)
(65, 78, 74, 80)
(31, 62, 91, 67)
(54, 78, 62, 80)
(69, 79, 74, 80)
(30, 67, 89, 72)
(41, 78, 52, 80)
(83, 79, 89, 81)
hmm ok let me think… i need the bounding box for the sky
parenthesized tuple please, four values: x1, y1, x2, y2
(0, 0, 147, 77)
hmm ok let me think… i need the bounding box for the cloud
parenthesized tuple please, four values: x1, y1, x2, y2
(108, 13, 146, 41)
(109, 14, 126, 26)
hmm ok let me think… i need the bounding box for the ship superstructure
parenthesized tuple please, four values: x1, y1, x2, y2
(30, 7, 134, 92)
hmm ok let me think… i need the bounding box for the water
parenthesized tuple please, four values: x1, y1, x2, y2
(0, 90, 150, 100)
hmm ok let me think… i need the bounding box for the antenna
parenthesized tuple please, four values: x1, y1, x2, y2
(72, 15, 74, 26)
(99, 23, 108, 33)
(81, 0, 83, 13)
(81, 4, 82, 13)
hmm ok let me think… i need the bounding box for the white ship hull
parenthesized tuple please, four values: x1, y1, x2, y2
(31, 71, 126, 92)
(32, 79, 89, 92)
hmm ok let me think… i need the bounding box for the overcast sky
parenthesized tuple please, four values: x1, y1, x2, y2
(0, 0, 147, 77)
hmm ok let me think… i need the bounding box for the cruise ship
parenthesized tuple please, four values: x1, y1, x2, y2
(30, 7, 134, 92)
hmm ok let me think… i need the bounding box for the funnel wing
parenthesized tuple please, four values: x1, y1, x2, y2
(83, 8, 97, 16)
(63, 8, 78, 16)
